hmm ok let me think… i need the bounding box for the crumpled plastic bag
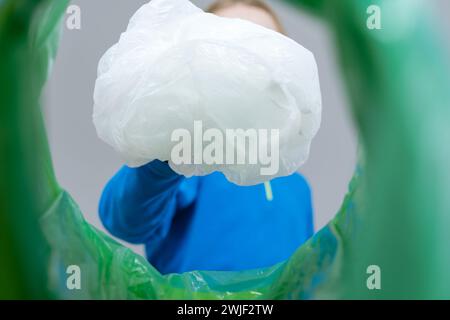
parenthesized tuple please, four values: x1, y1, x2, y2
(5, 0, 450, 300)
(93, 0, 321, 186)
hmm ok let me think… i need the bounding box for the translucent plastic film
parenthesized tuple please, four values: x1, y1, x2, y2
(1, 0, 450, 299)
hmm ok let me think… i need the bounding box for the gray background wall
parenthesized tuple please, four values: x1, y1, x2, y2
(44, 0, 449, 253)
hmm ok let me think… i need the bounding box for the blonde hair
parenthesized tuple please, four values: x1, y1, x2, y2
(207, 0, 285, 34)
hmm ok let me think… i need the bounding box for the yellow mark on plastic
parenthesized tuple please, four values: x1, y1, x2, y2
(264, 181, 273, 202)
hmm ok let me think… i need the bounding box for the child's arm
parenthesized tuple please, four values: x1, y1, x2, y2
(99, 160, 185, 244)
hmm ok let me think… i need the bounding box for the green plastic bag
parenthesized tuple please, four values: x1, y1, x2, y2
(1, 0, 449, 299)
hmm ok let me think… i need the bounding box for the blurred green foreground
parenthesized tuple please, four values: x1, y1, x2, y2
(0, 0, 450, 299)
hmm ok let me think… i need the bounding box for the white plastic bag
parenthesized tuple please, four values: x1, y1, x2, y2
(93, 0, 321, 185)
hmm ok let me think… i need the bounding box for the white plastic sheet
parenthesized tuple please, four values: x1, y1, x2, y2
(93, 0, 321, 185)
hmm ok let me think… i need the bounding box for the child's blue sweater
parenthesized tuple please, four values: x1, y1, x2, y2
(99, 160, 313, 274)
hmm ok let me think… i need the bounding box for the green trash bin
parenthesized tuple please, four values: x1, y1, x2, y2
(0, 0, 449, 299)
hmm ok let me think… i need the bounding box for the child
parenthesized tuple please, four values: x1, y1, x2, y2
(99, 0, 313, 274)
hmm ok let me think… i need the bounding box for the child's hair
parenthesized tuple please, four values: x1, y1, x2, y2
(206, 0, 285, 34)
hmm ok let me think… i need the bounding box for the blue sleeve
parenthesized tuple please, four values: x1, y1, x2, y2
(99, 160, 190, 244)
